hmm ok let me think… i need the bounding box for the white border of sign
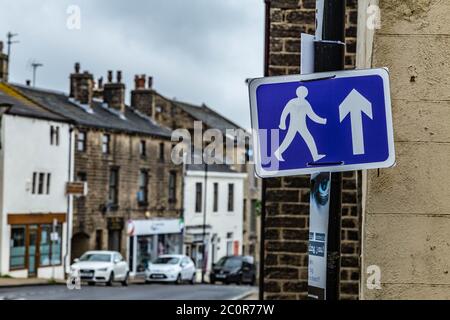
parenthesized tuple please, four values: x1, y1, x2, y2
(248, 68, 395, 178)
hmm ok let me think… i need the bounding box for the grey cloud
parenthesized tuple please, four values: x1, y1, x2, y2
(0, 0, 264, 128)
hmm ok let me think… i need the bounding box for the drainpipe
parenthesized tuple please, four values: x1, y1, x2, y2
(64, 126, 74, 276)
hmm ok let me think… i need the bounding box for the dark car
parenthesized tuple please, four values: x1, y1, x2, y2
(210, 256, 256, 285)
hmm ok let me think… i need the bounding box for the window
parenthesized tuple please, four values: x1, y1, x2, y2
(50, 224, 62, 265)
(32, 172, 37, 194)
(138, 170, 149, 205)
(31, 172, 51, 195)
(76, 172, 87, 182)
(95, 230, 103, 250)
(39, 224, 61, 266)
(195, 182, 202, 213)
(102, 134, 111, 154)
(46, 173, 51, 195)
(77, 131, 86, 152)
(168, 172, 176, 203)
(109, 168, 119, 206)
(10, 226, 26, 269)
(159, 142, 165, 161)
(50, 126, 60, 146)
(213, 183, 218, 212)
(227, 183, 234, 212)
(38, 173, 45, 194)
(139, 140, 146, 157)
(40, 224, 51, 266)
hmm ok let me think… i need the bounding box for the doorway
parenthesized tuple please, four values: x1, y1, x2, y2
(27, 225, 38, 277)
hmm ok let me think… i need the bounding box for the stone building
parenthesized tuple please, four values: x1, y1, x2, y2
(261, 0, 361, 299)
(358, 0, 450, 299)
(11, 64, 183, 266)
(129, 75, 262, 269)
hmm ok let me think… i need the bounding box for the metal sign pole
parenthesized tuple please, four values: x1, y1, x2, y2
(313, 0, 346, 301)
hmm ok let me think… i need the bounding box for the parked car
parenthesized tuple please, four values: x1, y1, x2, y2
(210, 255, 256, 285)
(70, 250, 129, 286)
(145, 254, 196, 284)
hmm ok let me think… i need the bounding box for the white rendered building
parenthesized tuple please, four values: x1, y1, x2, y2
(0, 82, 74, 279)
(183, 163, 246, 280)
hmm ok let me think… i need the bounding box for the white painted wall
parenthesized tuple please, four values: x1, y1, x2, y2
(0, 114, 73, 279)
(183, 170, 246, 275)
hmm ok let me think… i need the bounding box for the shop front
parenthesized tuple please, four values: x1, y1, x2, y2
(127, 218, 183, 277)
(4, 213, 66, 279)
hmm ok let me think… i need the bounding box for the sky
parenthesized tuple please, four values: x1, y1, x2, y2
(0, 0, 265, 129)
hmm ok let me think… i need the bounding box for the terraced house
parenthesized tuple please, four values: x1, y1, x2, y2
(0, 44, 73, 279)
(128, 75, 261, 272)
(6, 61, 184, 277)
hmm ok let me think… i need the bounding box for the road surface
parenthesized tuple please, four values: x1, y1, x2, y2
(0, 283, 256, 300)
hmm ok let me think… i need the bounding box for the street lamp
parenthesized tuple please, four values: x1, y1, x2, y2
(201, 162, 208, 283)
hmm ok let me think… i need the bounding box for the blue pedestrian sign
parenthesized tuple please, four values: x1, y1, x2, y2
(248, 68, 395, 178)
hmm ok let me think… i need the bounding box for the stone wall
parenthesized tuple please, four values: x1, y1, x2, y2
(71, 128, 182, 259)
(361, 0, 450, 299)
(263, 0, 361, 300)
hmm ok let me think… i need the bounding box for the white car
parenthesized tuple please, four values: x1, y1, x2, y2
(70, 250, 129, 286)
(145, 254, 196, 284)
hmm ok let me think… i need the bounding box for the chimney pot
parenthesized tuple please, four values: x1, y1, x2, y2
(117, 70, 122, 83)
(98, 77, 103, 89)
(148, 76, 153, 89)
(74, 62, 80, 73)
(26, 79, 31, 86)
(107, 70, 113, 83)
(0, 42, 3, 53)
(134, 74, 146, 89)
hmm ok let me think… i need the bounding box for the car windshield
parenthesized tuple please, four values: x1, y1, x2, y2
(153, 257, 180, 265)
(216, 257, 242, 268)
(79, 253, 111, 262)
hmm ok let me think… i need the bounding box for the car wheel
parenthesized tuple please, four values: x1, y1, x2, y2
(250, 276, 256, 286)
(175, 274, 182, 285)
(106, 272, 114, 286)
(88, 282, 95, 286)
(237, 275, 243, 285)
(121, 272, 129, 286)
(190, 273, 195, 285)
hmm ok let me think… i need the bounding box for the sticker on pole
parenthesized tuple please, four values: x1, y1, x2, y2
(248, 68, 395, 178)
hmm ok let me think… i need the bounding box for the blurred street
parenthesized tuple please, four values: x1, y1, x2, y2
(0, 283, 257, 300)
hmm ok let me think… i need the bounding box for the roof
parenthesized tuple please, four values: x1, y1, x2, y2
(11, 84, 172, 138)
(172, 100, 242, 133)
(0, 82, 68, 122)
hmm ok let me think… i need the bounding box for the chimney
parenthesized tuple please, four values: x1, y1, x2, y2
(69, 62, 94, 105)
(93, 76, 103, 99)
(130, 74, 154, 117)
(0, 41, 8, 82)
(103, 70, 125, 113)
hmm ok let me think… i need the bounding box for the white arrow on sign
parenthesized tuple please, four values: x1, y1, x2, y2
(339, 89, 373, 155)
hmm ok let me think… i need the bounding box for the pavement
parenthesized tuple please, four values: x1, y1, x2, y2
(0, 281, 258, 300)
(0, 277, 65, 288)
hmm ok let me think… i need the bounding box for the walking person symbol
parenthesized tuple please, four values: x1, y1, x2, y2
(274, 86, 327, 162)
